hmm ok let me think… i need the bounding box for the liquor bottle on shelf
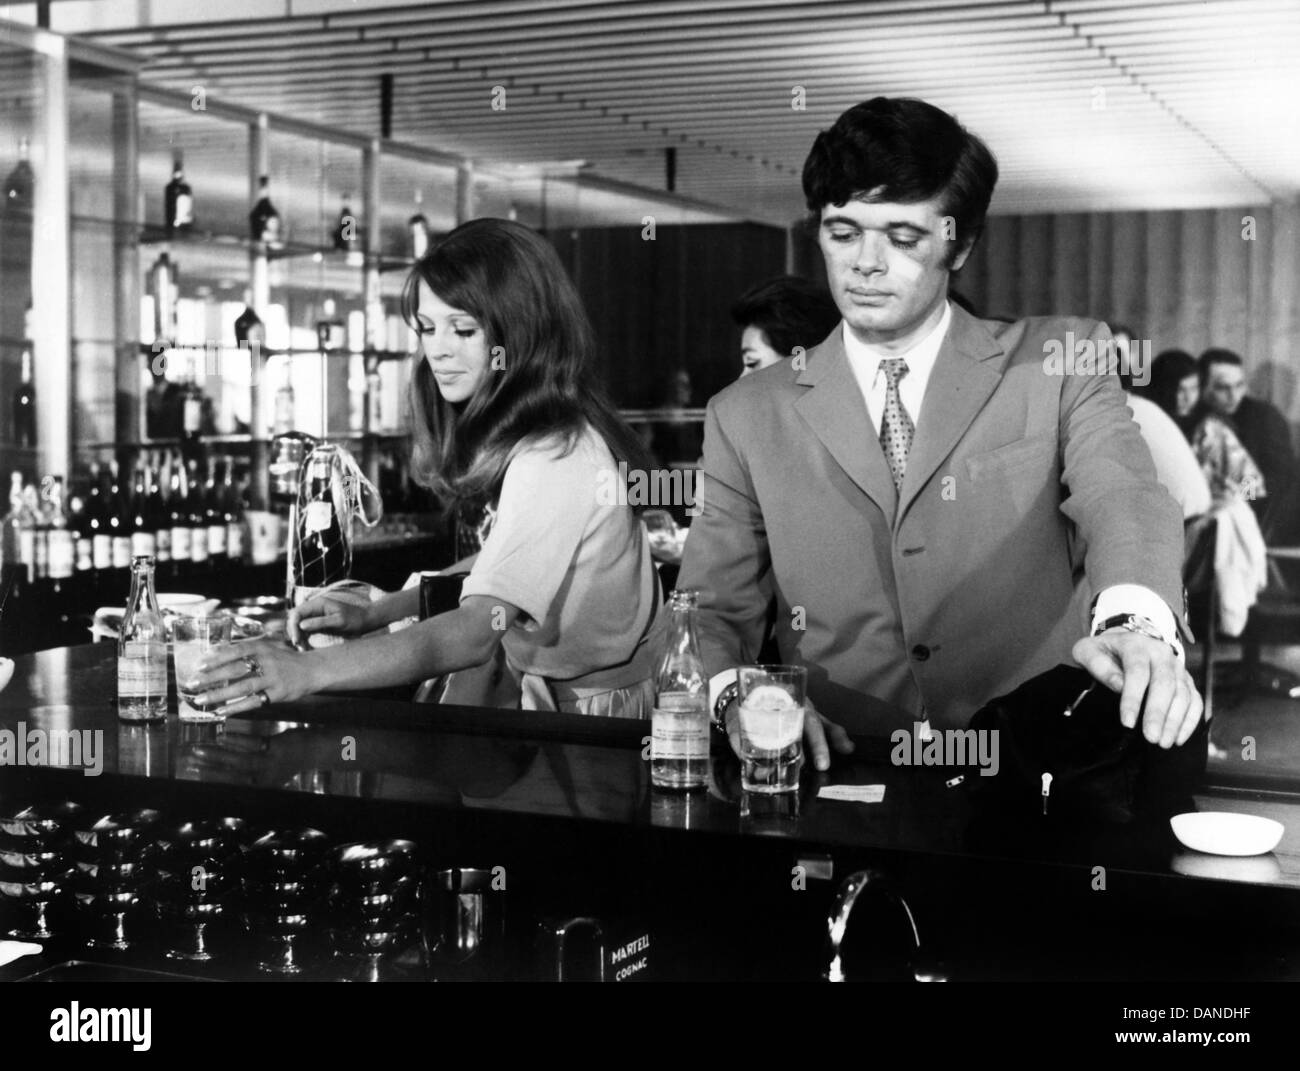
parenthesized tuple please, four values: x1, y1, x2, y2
(273, 361, 295, 435)
(4, 136, 34, 213)
(117, 555, 167, 723)
(22, 483, 43, 580)
(295, 445, 348, 593)
(650, 588, 709, 790)
(249, 173, 283, 248)
(186, 458, 209, 565)
(87, 462, 112, 574)
(408, 189, 431, 260)
(234, 291, 265, 354)
(224, 459, 247, 562)
(11, 348, 35, 447)
(169, 452, 192, 564)
(316, 297, 345, 352)
(204, 455, 226, 561)
(130, 460, 156, 560)
(149, 452, 172, 564)
(366, 361, 383, 433)
(334, 192, 359, 252)
(150, 250, 177, 346)
(107, 461, 133, 573)
(181, 353, 204, 443)
(165, 156, 194, 233)
(68, 479, 93, 578)
(45, 476, 74, 584)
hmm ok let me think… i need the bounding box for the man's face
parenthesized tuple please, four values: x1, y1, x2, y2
(818, 193, 969, 347)
(1203, 362, 1246, 417)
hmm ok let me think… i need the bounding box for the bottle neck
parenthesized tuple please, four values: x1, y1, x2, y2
(19, 350, 32, 383)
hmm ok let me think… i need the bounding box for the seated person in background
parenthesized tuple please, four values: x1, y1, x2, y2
(1199, 347, 1296, 541)
(1146, 349, 1265, 506)
(731, 275, 842, 378)
(194, 218, 665, 719)
(1117, 363, 1211, 520)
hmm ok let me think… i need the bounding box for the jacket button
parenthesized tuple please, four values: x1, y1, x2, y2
(911, 644, 931, 662)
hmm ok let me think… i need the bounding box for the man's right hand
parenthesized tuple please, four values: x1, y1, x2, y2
(286, 592, 374, 647)
(725, 698, 855, 772)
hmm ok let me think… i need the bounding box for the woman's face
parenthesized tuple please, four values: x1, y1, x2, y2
(414, 279, 491, 405)
(739, 325, 785, 377)
(1175, 374, 1199, 417)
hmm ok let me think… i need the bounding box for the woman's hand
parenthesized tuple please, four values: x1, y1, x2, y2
(287, 590, 374, 646)
(190, 639, 316, 715)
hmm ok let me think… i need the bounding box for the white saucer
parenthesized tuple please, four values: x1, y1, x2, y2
(0, 657, 12, 694)
(1170, 812, 1284, 856)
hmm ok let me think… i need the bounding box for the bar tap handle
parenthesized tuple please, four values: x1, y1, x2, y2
(824, 869, 944, 982)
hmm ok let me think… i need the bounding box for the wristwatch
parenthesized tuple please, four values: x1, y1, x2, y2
(713, 681, 739, 733)
(1094, 613, 1182, 659)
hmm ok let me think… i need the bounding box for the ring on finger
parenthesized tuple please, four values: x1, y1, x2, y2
(242, 655, 262, 677)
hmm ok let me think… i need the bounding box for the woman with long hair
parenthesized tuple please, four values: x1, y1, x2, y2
(193, 218, 665, 718)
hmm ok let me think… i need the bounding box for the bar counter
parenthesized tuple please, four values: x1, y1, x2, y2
(3, 644, 1300, 982)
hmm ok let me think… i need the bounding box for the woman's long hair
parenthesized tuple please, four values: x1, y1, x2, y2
(402, 218, 652, 507)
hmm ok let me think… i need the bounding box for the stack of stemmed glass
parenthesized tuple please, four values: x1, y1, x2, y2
(148, 817, 252, 963)
(240, 828, 331, 976)
(69, 809, 162, 951)
(0, 802, 83, 941)
(327, 840, 422, 982)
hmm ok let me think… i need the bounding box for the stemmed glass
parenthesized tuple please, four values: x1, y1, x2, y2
(327, 840, 421, 982)
(0, 802, 83, 940)
(149, 818, 251, 962)
(69, 808, 162, 950)
(240, 828, 330, 975)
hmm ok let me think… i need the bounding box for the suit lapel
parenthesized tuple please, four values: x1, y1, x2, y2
(793, 328, 897, 517)
(896, 306, 1009, 525)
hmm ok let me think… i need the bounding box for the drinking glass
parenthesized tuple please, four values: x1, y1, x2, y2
(737, 665, 807, 794)
(172, 615, 234, 721)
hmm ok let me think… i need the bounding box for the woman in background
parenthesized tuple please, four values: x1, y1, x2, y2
(1147, 349, 1265, 506)
(195, 218, 664, 718)
(731, 275, 842, 378)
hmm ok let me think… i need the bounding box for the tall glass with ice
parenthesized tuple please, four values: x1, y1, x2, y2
(737, 665, 806, 794)
(172, 615, 234, 721)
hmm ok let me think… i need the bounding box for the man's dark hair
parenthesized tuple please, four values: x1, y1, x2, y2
(730, 275, 842, 357)
(801, 97, 999, 262)
(1199, 347, 1244, 385)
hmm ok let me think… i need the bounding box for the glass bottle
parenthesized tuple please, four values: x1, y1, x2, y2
(1, 472, 23, 567)
(4, 136, 35, 212)
(107, 460, 132, 572)
(117, 555, 167, 723)
(295, 444, 349, 595)
(204, 455, 226, 560)
(249, 173, 282, 248)
(11, 348, 35, 447)
(650, 589, 710, 790)
(130, 459, 156, 560)
(408, 189, 431, 259)
(165, 156, 193, 232)
(45, 476, 74, 582)
(273, 361, 295, 434)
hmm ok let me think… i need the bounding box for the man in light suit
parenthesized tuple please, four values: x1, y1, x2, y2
(679, 97, 1203, 769)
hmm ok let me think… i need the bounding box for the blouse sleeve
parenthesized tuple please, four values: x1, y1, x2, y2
(459, 436, 605, 628)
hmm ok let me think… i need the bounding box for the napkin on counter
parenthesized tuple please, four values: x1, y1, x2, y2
(0, 941, 42, 968)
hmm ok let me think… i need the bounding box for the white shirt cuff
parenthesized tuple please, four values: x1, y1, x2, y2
(1091, 584, 1183, 660)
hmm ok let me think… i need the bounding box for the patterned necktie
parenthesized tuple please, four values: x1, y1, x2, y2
(879, 357, 915, 492)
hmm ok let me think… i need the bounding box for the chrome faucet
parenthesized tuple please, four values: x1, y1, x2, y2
(824, 869, 945, 982)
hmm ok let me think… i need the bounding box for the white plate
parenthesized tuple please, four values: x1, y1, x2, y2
(0, 657, 13, 694)
(1171, 850, 1282, 883)
(156, 593, 207, 610)
(1170, 812, 1284, 856)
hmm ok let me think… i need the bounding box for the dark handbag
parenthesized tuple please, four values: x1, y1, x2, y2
(965, 664, 1207, 824)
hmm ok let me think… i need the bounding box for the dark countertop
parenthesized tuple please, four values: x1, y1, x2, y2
(3, 644, 1298, 892)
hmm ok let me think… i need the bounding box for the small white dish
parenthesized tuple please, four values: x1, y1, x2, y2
(1171, 850, 1282, 883)
(156, 593, 207, 610)
(1170, 812, 1284, 856)
(0, 657, 13, 694)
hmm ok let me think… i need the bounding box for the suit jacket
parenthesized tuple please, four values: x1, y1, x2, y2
(677, 305, 1187, 734)
(1227, 395, 1295, 540)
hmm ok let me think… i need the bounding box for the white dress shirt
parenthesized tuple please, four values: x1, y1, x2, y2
(843, 301, 951, 434)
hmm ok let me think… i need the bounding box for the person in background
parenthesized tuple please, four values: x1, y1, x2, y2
(1199, 347, 1296, 541)
(1117, 348, 1211, 520)
(193, 218, 665, 719)
(1147, 350, 1266, 509)
(731, 275, 842, 378)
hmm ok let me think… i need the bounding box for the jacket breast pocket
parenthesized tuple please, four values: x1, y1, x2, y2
(964, 432, 1060, 514)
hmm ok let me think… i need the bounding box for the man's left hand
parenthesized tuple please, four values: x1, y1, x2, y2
(1072, 630, 1203, 748)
